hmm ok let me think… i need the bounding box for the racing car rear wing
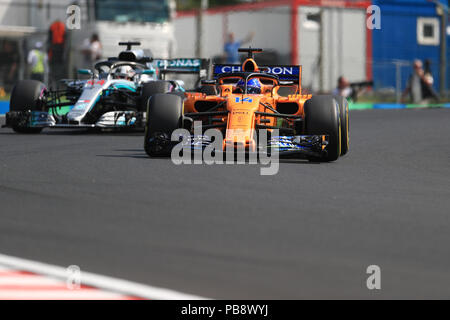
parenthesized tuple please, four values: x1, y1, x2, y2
(153, 58, 211, 80)
(213, 64, 302, 86)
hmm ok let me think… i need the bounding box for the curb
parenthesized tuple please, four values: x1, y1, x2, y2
(0, 253, 206, 300)
(0, 264, 139, 300)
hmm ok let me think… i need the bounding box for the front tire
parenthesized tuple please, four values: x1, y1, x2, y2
(336, 96, 349, 156)
(304, 95, 341, 162)
(9, 80, 46, 134)
(144, 93, 183, 157)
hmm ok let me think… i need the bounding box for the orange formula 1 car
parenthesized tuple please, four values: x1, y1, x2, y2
(144, 48, 349, 162)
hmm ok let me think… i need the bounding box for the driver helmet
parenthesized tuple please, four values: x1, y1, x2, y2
(236, 78, 262, 94)
(114, 66, 135, 80)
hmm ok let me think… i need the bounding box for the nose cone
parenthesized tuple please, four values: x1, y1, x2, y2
(66, 110, 85, 123)
(224, 128, 256, 152)
(224, 95, 261, 152)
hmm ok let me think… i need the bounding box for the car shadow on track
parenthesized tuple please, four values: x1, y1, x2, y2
(96, 149, 322, 165)
(0, 127, 144, 136)
(97, 149, 149, 159)
(44, 130, 145, 136)
(97, 154, 149, 159)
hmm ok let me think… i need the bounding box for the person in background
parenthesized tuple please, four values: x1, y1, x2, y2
(333, 76, 369, 102)
(28, 41, 47, 82)
(423, 59, 434, 86)
(402, 59, 438, 104)
(224, 31, 255, 64)
(0, 40, 19, 93)
(48, 20, 67, 86)
(332, 76, 353, 98)
(422, 59, 439, 102)
(81, 34, 102, 69)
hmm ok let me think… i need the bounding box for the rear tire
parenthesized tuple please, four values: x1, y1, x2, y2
(144, 93, 183, 157)
(10, 80, 46, 134)
(304, 95, 341, 162)
(336, 96, 349, 156)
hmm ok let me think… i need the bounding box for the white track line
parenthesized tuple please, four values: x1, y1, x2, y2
(0, 253, 206, 300)
(0, 265, 133, 300)
(0, 290, 131, 300)
(0, 275, 62, 285)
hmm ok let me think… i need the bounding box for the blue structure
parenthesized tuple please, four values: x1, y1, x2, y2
(372, 0, 449, 92)
(0, 101, 8, 115)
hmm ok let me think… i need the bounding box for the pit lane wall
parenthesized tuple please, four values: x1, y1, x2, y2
(174, 0, 369, 93)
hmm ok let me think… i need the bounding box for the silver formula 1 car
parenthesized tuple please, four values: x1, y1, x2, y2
(3, 42, 210, 133)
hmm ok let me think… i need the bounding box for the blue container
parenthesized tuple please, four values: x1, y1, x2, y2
(372, 0, 448, 91)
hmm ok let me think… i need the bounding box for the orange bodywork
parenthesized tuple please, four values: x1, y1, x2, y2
(183, 58, 311, 151)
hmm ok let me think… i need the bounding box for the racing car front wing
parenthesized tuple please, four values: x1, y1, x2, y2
(147, 132, 328, 159)
(3, 111, 143, 129)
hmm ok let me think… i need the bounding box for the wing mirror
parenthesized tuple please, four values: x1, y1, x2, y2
(78, 69, 93, 76)
(201, 79, 217, 85)
(137, 69, 155, 75)
(273, 83, 299, 96)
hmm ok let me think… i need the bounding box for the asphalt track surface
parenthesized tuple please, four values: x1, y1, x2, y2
(0, 108, 450, 299)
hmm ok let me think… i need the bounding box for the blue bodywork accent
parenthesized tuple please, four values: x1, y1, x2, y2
(111, 82, 137, 92)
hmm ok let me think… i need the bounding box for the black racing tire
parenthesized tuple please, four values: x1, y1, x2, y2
(304, 95, 341, 162)
(140, 81, 172, 111)
(144, 93, 183, 157)
(335, 96, 349, 156)
(10, 80, 46, 134)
